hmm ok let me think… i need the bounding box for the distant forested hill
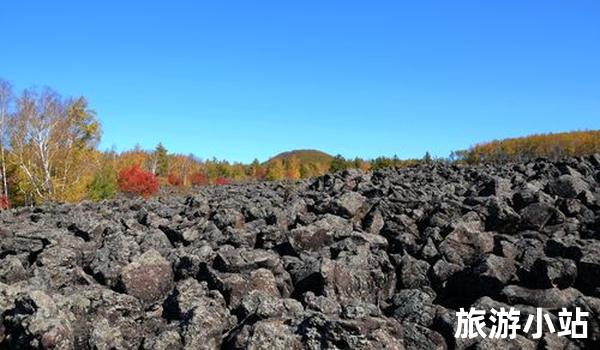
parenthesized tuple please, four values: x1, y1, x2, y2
(266, 149, 334, 165)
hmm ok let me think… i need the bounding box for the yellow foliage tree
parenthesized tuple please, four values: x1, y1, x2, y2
(285, 156, 301, 180)
(266, 159, 285, 181)
(9, 89, 101, 204)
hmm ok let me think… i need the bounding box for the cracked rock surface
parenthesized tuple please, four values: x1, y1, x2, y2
(1, 155, 600, 349)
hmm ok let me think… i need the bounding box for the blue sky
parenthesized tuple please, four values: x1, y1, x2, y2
(1, 1, 599, 162)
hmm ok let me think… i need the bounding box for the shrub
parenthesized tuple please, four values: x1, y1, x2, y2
(0, 195, 9, 210)
(118, 165, 159, 198)
(215, 177, 230, 185)
(167, 173, 183, 187)
(190, 172, 209, 186)
(88, 167, 118, 201)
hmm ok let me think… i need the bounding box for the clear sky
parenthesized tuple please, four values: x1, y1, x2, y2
(1, 1, 599, 162)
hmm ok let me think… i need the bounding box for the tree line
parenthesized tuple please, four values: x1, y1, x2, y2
(0, 78, 426, 207)
(0, 77, 598, 208)
(451, 130, 600, 164)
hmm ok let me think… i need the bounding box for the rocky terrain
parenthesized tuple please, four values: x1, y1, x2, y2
(1, 155, 600, 349)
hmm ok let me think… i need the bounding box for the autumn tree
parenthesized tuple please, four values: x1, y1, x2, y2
(329, 154, 349, 173)
(150, 143, 169, 176)
(229, 163, 247, 181)
(265, 159, 285, 181)
(88, 158, 118, 201)
(9, 88, 101, 203)
(285, 156, 301, 180)
(459, 131, 600, 164)
(117, 145, 149, 171)
(300, 162, 317, 178)
(203, 159, 218, 181)
(168, 154, 193, 186)
(246, 159, 264, 180)
(371, 156, 395, 170)
(216, 160, 231, 179)
(353, 157, 371, 171)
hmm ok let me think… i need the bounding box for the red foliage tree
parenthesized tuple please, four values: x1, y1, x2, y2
(255, 167, 267, 180)
(167, 173, 183, 187)
(190, 172, 209, 187)
(118, 165, 159, 198)
(0, 195, 9, 210)
(215, 177, 230, 186)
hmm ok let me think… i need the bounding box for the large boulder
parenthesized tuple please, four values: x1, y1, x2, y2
(320, 247, 396, 306)
(548, 175, 589, 199)
(2, 290, 76, 349)
(438, 220, 494, 266)
(119, 249, 174, 305)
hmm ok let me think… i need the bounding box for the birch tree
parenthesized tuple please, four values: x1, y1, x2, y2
(0, 79, 12, 205)
(11, 88, 100, 203)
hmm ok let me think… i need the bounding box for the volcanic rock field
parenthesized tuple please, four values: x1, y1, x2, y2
(1, 155, 600, 349)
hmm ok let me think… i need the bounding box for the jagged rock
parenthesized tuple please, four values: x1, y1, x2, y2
(302, 291, 341, 315)
(214, 247, 282, 273)
(179, 284, 235, 349)
(473, 254, 516, 287)
(143, 330, 183, 350)
(171, 245, 215, 280)
(288, 225, 333, 253)
(228, 319, 303, 350)
(577, 246, 600, 295)
(164, 278, 214, 318)
(65, 286, 146, 349)
(549, 175, 589, 199)
(363, 208, 385, 235)
(0, 256, 28, 284)
(431, 259, 463, 287)
(531, 257, 578, 289)
(331, 191, 369, 219)
(444, 254, 517, 305)
(484, 197, 521, 232)
(236, 290, 303, 321)
(88, 232, 141, 288)
(320, 247, 396, 305)
(2, 290, 75, 349)
(438, 220, 494, 266)
(212, 208, 245, 229)
(569, 296, 600, 346)
(479, 175, 512, 198)
(502, 285, 583, 308)
(298, 312, 405, 349)
(390, 289, 436, 326)
(396, 254, 432, 291)
(401, 322, 447, 350)
(520, 203, 562, 230)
